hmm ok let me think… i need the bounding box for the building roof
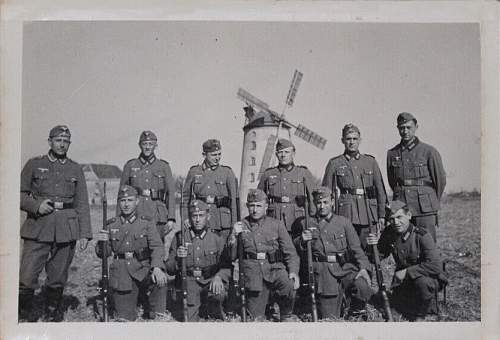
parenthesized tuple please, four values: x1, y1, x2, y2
(82, 164, 122, 179)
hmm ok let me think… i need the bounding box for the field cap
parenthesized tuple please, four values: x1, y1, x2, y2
(49, 125, 71, 138)
(342, 123, 360, 137)
(386, 200, 408, 216)
(312, 186, 332, 200)
(139, 130, 157, 142)
(276, 138, 294, 151)
(397, 112, 417, 126)
(247, 188, 267, 203)
(203, 139, 221, 152)
(189, 200, 209, 213)
(118, 185, 138, 199)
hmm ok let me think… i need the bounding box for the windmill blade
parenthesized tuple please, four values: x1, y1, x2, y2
(285, 70, 303, 107)
(258, 135, 278, 180)
(237, 88, 270, 113)
(294, 124, 327, 150)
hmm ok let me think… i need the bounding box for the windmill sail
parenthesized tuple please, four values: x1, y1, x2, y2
(294, 124, 327, 150)
(285, 70, 303, 107)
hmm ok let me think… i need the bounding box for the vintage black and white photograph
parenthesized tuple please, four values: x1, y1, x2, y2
(2, 2, 497, 340)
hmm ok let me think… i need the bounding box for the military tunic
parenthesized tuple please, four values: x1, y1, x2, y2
(294, 214, 372, 318)
(166, 226, 231, 321)
(19, 153, 91, 293)
(182, 163, 237, 238)
(387, 138, 446, 240)
(119, 155, 176, 237)
(257, 164, 316, 237)
(377, 223, 446, 317)
(96, 214, 165, 321)
(232, 216, 300, 320)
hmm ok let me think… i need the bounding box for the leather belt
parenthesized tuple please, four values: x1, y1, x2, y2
(244, 250, 283, 263)
(186, 265, 218, 279)
(49, 201, 74, 210)
(396, 179, 433, 187)
(269, 195, 306, 204)
(114, 248, 150, 261)
(313, 252, 349, 265)
(139, 188, 165, 201)
(197, 195, 231, 208)
(340, 186, 377, 198)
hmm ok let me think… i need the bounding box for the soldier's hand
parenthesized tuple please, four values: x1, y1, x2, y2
(165, 220, 175, 235)
(95, 230, 110, 242)
(177, 246, 188, 258)
(377, 218, 385, 233)
(209, 275, 224, 295)
(366, 233, 379, 246)
(38, 199, 54, 215)
(355, 269, 371, 286)
(233, 221, 244, 235)
(289, 272, 300, 290)
(301, 229, 313, 242)
(152, 267, 167, 287)
(78, 238, 89, 251)
(394, 269, 407, 283)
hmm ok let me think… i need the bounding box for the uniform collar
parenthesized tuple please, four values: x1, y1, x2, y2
(139, 153, 156, 165)
(120, 213, 137, 224)
(247, 216, 264, 228)
(202, 161, 219, 171)
(190, 227, 208, 239)
(316, 212, 334, 224)
(278, 163, 295, 172)
(401, 223, 415, 242)
(344, 151, 360, 161)
(47, 151, 68, 164)
(400, 137, 419, 151)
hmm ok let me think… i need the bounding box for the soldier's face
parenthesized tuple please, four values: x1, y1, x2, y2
(389, 209, 412, 233)
(204, 150, 221, 167)
(139, 141, 157, 157)
(276, 147, 295, 166)
(247, 201, 268, 220)
(314, 196, 334, 217)
(190, 210, 209, 230)
(397, 121, 418, 142)
(119, 196, 139, 215)
(48, 136, 71, 156)
(342, 132, 361, 153)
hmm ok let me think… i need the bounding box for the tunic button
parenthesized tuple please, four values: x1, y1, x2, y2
(197, 257, 200, 261)
(197, 247, 200, 250)
(146, 179, 149, 182)
(127, 262, 130, 265)
(126, 242, 129, 245)
(208, 186, 210, 189)
(260, 262, 263, 265)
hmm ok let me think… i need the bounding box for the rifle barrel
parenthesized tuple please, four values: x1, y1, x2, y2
(101, 182, 109, 322)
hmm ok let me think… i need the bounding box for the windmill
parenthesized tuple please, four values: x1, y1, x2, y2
(237, 70, 327, 212)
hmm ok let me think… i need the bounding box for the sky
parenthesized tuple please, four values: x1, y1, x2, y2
(21, 21, 480, 193)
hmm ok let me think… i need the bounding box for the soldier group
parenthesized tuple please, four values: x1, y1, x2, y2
(18, 111, 448, 322)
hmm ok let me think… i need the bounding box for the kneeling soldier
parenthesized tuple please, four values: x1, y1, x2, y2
(96, 185, 167, 321)
(229, 189, 300, 322)
(295, 186, 372, 319)
(166, 200, 231, 321)
(366, 200, 447, 321)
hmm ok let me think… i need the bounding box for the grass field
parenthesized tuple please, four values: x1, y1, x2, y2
(24, 195, 480, 322)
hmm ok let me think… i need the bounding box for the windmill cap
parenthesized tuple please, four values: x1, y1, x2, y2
(203, 139, 221, 152)
(276, 138, 295, 151)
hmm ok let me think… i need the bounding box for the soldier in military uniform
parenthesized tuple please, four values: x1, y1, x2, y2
(366, 200, 447, 321)
(229, 189, 300, 321)
(119, 131, 175, 314)
(258, 138, 316, 238)
(166, 200, 231, 321)
(322, 124, 387, 250)
(182, 139, 238, 241)
(387, 112, 446, 241)
(19, 125, 92, 322)
(295, 187, 373, 319)
(95, 185, 167, 321)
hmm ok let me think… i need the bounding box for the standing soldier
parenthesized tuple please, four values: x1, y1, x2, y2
(229, 189, 300, 321)
(19, 125, 92, 322)
(119, 130, 175, 316)
(182, 139, 238, 241)
(96, 185, 167, 321)
(386, 113, 446, 241)
(258, 138, 316, 238)
(366, 201, 447, 321)
(166, 200, 231, 321)
(322, 124, 387, 249)
(294, 187, 373, 319)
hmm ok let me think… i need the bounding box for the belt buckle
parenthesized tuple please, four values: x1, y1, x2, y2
(355, 188, 364, 195)
(206, 195, 215, 204)
(124, 252, 134, 259)
(327, 255, 337, 263)
(142, 189, 151, 196)
(54, 202, 63, 209)
(193, 269, 202, 277)
(281, 196, 290, 203)
(256, 252, 266, 260)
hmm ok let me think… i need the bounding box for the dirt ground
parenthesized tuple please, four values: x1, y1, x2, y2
(23, 195, 480, 322)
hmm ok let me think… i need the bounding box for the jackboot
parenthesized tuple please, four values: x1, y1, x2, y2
(19, 289, 36, 322)
(277, 295, 298, 322)
(44, 287, 64, 322)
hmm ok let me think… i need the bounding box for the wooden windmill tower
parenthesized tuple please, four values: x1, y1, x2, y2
(237, 70, 328, 213)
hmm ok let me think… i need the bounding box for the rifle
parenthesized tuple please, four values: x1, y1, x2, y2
(100, 182, 109, 322)
(235, 186, 247, 322)
(360, 175, 393, 322)
(333, 173, 339, 214)
(303, 178, 318, 322)
(180, 181, 189, 322)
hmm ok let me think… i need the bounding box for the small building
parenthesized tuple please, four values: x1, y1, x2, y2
(82, 164, 122, 206)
